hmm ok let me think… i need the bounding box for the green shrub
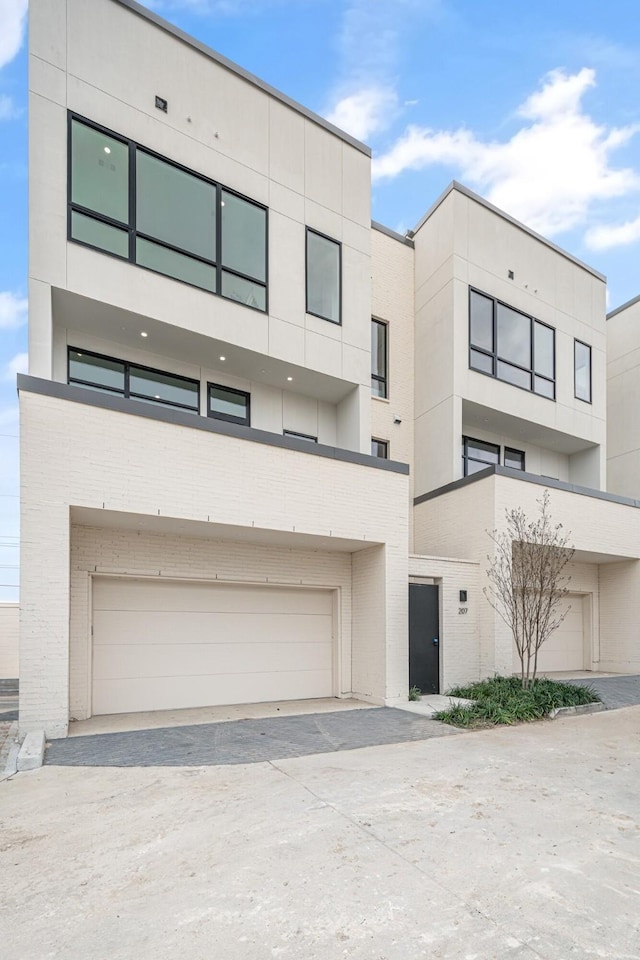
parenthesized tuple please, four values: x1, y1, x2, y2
(435, 676, 600, 728)
(408, 685, 422, 702)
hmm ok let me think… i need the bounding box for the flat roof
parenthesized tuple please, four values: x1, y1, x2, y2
(371, 220, 415, 247)
(112, 0, 371, 158)
(607, 292, 640, 320)
(412, 181, 606, 283)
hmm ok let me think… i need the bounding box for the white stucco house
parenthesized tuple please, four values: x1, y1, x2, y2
(20, 0, 640, 738)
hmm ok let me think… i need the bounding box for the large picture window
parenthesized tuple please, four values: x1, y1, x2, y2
(306, 228, 341, 324)
(68, 115, 268, 310)
(469, 289, 555, 399)
(68, 348, 199, 412)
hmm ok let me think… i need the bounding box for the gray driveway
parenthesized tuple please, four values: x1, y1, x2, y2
(2, 707, 639, 960)
(45, 707, 459, 767)
(568, 673, 640, 709)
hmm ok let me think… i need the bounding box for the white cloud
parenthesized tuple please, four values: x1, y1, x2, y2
(323, 0, 438, 144)
(326, 86, 398, 141)
(3, 352, 27, 381)
(0, 0, 28, 70)
(0, 292, 28, 329)
(0, 94, 19, 120)
(145, 0, 299, 13)
(373, 68, 640, 237)
(585, 214, 640, 251)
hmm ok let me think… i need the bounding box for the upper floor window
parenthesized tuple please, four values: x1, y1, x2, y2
(462, 436, 500, 477)
(469, 289, 555, 399)
(68, 348, 199, 412)
(574, 340, 592, 403)
(371, 319, 388, 398)
(504, 447, 525, 471)
(68, 115, 268, 311)
(462, 436, 525, 477)
(371, 438, 389, 459)
(306, 228, 341, 324)
(208, 383, 250, 426)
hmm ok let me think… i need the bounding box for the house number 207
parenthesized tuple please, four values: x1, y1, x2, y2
(458, 607, 468, 615)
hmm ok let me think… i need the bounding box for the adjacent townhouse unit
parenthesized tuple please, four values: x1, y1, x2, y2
(21, 0, 640, 738)
(606, 293, 640, 500)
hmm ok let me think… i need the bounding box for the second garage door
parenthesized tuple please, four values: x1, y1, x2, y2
(92, 577, 334, 715)
(535, 596, 586, 673)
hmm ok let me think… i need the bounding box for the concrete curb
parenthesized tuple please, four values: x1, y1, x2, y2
(548, 702, 606, 720)
(16, 729, 46, 771)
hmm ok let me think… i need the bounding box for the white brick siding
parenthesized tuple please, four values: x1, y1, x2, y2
(20, 389, 409, 735)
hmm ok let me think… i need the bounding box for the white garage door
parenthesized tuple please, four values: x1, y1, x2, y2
(535, 596, 585, 673)
(92, 577, 334, 715)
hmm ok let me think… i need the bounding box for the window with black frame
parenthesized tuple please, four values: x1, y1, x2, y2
(371, 319, 388, 398)
(462, 436, 500, 477)
(208, 383, 250, 425)
(371, 438, 389, 459)
(306, 228, 341, 324)
(68, 116, 268, 310)
(504, 447, 525, 471)
(469, 289, 555, 399)
(574, 340, 592, 403)
(68, 348, 200, 412)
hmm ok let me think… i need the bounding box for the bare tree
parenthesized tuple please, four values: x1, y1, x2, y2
(484, 491, 574, 688)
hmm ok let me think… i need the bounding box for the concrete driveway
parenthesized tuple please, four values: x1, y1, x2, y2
(1, 708, 639, 960)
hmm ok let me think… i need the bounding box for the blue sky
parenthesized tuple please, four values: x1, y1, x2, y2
(1, 0, 640, 598)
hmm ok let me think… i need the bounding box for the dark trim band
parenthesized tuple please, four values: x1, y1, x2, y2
(413, 465, 640, 508)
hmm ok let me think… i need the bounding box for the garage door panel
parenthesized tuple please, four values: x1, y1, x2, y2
(92, 579, 332, 615)
(93, 639, 333, 680)
(93, 610, 332, 646)
(92, 669, 334, 716)
(91, 577, 335, 715)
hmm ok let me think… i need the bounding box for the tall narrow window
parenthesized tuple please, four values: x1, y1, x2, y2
(371, 319, 388, 398)
(306, 228, 341, 324)
(69, 119, 129, 257)
(575, 340, 592, 403)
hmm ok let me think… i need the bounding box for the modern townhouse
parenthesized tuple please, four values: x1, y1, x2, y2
(20, 0, 640, 738)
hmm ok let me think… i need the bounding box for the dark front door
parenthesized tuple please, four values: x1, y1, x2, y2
(409, 583, 440, 695)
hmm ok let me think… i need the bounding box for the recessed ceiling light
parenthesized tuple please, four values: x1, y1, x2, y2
(104, 146, 111, 154)
(219, 356, 226, 361)
(155, 395, 160, 399)
(287, 376, 293, 382)
(140, 331, 148, 338)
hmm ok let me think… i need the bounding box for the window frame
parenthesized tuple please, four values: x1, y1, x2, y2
(207, 382, 251, 426)
(67, 347, 200, 412)
(371, 318, 388, 399)
(283, 430, 318, 443)
(468, 287, 556, 400)
(67, 113, 268, 312)
(462, 436, 500, 478)
(574, 339, 592, 404)
(305, 226, 342, 326)
(504, 446, 526, 471)
(371, 438, 389, 459)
